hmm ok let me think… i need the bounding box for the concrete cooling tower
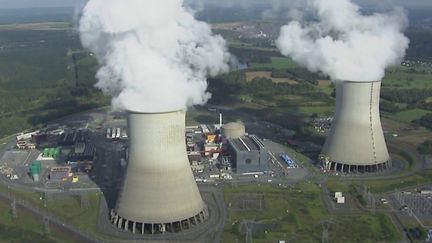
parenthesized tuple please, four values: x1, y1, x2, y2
(321, 81, 391, 173)
(110, 110, 208, 234)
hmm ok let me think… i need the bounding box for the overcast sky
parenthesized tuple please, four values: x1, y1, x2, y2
(0, 0, 430, 9)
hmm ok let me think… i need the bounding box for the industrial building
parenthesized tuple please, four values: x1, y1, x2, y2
(67, 142, 95, 172)
(321, 81, 391, 173)
(33, 132, 60, 148)
(16, 140, 36, 149)
(227, 135, 268, 173)
(110, 110, 208, 234)
(67, 143, 95, 162)
(49, 166, 72, 182)
(59, 129, 89, 146)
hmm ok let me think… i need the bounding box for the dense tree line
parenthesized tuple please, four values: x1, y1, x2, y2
(418, 140, 432, 155)
(380, 100, 405, 113)
(271, 68, 323, 85)
(415, 113, 432, 130)
(228, 46, 281, 65)
(208, 72, 332, 106)
(381, 88, 432, 105)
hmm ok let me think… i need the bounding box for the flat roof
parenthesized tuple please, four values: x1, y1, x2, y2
(230, 135, 260, 152)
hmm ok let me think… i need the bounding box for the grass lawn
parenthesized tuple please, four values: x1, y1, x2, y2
(348, 170, 432, 193)
(389, 109, 431, 123)
(44, 193, 101, 234)
(383, 70, 432, 89)
(0, 183, 112, 239)
(0, 198, 75, 243)
(222, 182, 400, 242)
(222, 182, 324, 242)
(227, 42, 278, 52)
(394, 129, 432, 147)
(249, 57, 298, 69)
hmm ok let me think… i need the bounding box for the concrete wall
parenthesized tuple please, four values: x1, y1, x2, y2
(115, 110, 206, 224)
(322, 81, 390, 166)
(228, 138, 268, 173)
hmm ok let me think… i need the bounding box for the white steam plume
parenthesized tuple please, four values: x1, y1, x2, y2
(276, 0, 410, 82)
(79, 0, 231, 112)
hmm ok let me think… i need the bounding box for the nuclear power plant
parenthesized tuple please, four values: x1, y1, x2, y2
(110, 110, 208, 234)
(321, 81, 391, 173)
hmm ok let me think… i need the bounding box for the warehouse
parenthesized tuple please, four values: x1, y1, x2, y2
(227, 135, 268, 173)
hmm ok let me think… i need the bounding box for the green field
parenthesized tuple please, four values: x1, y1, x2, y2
(383, 70, 432, 89)
(227, 41, 279, 52)
(250, 57, 298, 69)
(0, 183, 107, 239)
(0, 198, 75, 243)
(44, 193, 101, 234)
(358, 170, 432, 193)
(0, 28, 108, 138)
(222, 183, 400, 242)
(327, 170, 432, 194)
(389, 109, 431, 123)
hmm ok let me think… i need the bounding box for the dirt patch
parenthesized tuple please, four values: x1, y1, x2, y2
(245, 71, 298, 85)
(318, 80, 331, 86)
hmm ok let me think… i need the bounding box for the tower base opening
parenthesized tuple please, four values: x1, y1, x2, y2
(109, 207, 209, 235)
(323, 160, 391, 173)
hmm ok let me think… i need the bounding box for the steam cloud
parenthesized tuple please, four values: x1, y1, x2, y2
(276, 0, 410, 81)
(79, 0, 231, 112)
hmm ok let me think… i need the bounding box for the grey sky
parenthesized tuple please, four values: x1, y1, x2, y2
(0, 0, 430, 9)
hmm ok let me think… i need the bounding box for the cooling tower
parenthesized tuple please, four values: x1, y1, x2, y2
(321, 81, 391, 173)
(110, 110, 208, 234)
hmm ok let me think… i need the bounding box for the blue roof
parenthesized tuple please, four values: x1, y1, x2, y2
(280, 154, 296, 166)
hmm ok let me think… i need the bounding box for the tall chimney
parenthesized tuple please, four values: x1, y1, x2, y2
(219, 113, 223, 128)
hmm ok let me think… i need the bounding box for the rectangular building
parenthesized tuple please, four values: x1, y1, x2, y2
(227, 135, 268, 173)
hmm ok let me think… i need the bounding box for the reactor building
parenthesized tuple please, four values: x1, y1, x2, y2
(220, 122, 268, 173)
(110, 110, 208, 234)
(227, 134, 268, 173)
(221, 122, 246, 139)
(321, 81, 391, 173)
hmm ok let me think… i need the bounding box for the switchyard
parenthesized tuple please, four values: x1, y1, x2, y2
(391, 191, 432, 227)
